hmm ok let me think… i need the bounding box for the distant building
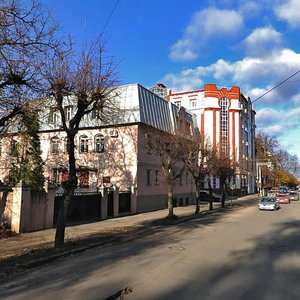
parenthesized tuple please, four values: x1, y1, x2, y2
(168, 83, 256, 194)
(149, 83, 170, 100)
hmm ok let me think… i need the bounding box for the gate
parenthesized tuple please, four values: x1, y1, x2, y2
(54, 192, 101, 225)
(119, 191, 131, 213)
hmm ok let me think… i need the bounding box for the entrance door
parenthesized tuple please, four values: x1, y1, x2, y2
(107, 191, 114, 217)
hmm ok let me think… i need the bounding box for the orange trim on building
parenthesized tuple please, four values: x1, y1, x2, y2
(213, 110, 216, 148)
(201, 113, 205, 139)
(232, 112, 236, 161)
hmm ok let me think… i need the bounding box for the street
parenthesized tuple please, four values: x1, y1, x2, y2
(1, 197, 300, 300)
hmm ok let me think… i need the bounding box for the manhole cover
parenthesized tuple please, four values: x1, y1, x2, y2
(168, 246, 185, 251)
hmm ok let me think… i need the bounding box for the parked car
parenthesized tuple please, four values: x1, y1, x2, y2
(199, 190, 221, 202)
(267, 190, 277, 197)
(289, 191, 299, 201)
(258, 197, 280, 211)
(276, 193, 290, 204)
(279, 186, 288, 194)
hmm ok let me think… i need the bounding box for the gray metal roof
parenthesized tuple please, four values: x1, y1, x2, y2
(3, 83, 196, 135)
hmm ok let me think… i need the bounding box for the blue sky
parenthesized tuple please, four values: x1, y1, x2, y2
(40, 0, 300, 161)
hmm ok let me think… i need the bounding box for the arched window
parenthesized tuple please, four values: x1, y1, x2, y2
(79, 135, 89, 153)
(50, 136, 60, 154)
(95, 134, 104, 153)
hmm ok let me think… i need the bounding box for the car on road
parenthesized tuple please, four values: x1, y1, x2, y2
(267, 190, 277, 197)
(276, 193, 290, 204)
(258, 197, 280, 211)
(279, 186, 288, 194)
(199, 190, 221, 202)
(288, 191, 299, 201)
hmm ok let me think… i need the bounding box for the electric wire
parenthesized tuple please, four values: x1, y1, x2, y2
(253, 70, 300, 103)
(102, 0, 120, 33)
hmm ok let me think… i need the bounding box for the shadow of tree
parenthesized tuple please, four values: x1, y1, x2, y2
(0, 202, 251, 299)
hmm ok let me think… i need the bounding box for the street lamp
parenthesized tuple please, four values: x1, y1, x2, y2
(256, 160, 273, 197)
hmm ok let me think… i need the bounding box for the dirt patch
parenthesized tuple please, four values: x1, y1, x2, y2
(0, 226, 139, 283)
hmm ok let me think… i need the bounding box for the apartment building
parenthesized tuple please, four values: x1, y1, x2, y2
(166, 83, 256, 194)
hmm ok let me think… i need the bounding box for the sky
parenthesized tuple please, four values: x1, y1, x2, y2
(40, 0, 300, 161)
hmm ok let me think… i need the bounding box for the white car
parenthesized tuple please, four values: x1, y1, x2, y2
(289, 191, 299, 201)
(258, 197, 280, 211)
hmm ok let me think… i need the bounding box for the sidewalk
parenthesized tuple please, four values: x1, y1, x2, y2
(0, 194, 258, 261)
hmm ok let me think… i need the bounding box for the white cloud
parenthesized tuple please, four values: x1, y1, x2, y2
(169, 8, 243, 62)
(275, 0, 300, 28)
(195, 8, 243, 36)
(287, 107, 300, 118)
(164, 48, 300, 105)
(241, 26, 282, 56)
(291, 94, 300, 104)
(239, 1, 263, 19)
(162, 72, 203, 92)
(255, 107, 281, 123)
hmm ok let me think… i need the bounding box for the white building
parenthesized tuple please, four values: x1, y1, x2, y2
(168, 84, 256, 194)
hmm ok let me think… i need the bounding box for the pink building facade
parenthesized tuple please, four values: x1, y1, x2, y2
(0, 84, 197, 225)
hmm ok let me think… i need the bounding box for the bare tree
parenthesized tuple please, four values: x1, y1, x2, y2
(212, 151, 235, 208)
(146, 129, 185, 219)
(0, 0, 64, 128)
(182, 136, 216, 213)
(43, 41, 118, 247)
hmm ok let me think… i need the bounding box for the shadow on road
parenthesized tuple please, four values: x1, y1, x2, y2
(0, 197, 264, 299)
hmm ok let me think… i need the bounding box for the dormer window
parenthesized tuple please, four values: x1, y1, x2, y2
(64, 106, 73, 121)
(49, 108, 60, 126)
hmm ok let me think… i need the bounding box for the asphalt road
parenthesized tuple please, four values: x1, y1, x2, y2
(1, 197, 300, 300)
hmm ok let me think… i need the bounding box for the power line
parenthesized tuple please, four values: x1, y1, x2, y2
(253, 70, 300, 103)
(102, 0, 120, 33)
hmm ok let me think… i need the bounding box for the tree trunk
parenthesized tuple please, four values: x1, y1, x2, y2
(54, 134, 77, 247)
(209, 199, 213, 211)
(221, 185, 226, 208)
(195, 183, 201, 214)
(208, 180, 213, 211)
(166, 184, 176, 219)
(54, 192, 69, 248)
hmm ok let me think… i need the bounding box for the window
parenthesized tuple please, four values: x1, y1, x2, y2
(64, 106, 73, 121)
(212, 176, 217, 189)
(52, 169, 60, 183)
(189, 98, 197, 108)
(79, 135, 89, 153)
(91, 109, 97, 119)
(10, 139, 18, 155)
(50, 137, 60, 154)
(95, 134, 104, 153)
(63, 137, 69, 153)
(220, 97, 228, 153)
(231, 176, 236, 186)
(49, 108, 59, 125)
(155, 170, 159, 184)
(146, 169, 151, 186)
